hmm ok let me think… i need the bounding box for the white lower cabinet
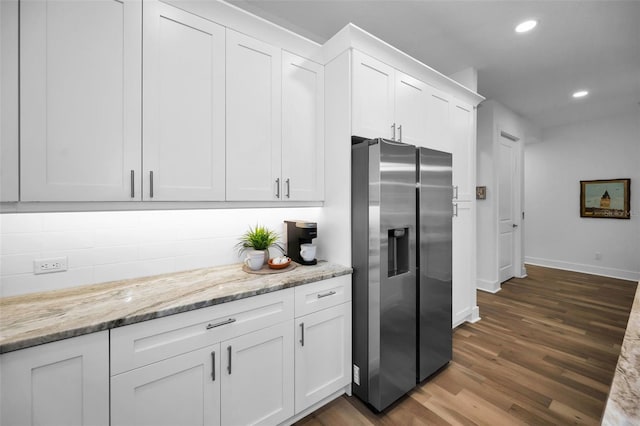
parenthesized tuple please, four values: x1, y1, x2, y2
(221, 321, 294, 426)
(293, 276, 352, 416)
(0, 331, 109, 426)
(109, 281, 351, 426)
(111, 344, 221, 426)
(294, 302, 351, 413)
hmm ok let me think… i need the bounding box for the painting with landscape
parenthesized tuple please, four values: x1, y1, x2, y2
(580, 179, 630, 219)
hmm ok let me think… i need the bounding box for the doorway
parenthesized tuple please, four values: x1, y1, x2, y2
(498, 131, 522, 283)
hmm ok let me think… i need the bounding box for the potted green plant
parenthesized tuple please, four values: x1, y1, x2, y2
(236, 224, 284, 265)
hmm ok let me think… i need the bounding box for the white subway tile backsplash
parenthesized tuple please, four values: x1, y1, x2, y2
(0, 207, 322, 296)
(91, 246, 139, 266)
(41, 231, 93, 251)
(0, 254, 35, 275)
(0, 214, 43, 234)
(0, 233, 43, 255)
(0, 267, 94, 298)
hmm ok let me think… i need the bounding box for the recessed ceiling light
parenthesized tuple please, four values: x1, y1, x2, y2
(572, 90, 589, 98)
(515, 20, 537, 33)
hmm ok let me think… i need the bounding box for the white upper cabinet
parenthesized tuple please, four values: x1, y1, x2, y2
(394, 71, 429, 147)
(1, 0, 19, 202)
(425, 86, 452, 153)
(20, 0, 141, 201)
(282, 51, 324, 201)
(352, 50, 430, 146)
(352, 50, 395, 140)
(451, 101, 475, 201)
(226, 30, 282, 201)
(143, 1, 225, 201)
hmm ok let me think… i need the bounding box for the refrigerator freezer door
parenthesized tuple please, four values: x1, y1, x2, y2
(417, 147, 453, 382)
(351, 138, 417, 412)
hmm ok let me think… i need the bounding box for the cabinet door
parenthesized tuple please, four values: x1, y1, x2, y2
(111, 344, 221, 426)
(221, 321, 294, 425)
(452, 201, 475, 326)
(451, 101, 475, 201)
(395, 71, 428, 146)
(295, 303, 351, 413)
(226, 30, 282, 201)
(143, 1, 225, 201)
(1, 331, 109, 426)
(352, 50, 395, 140)
(425, 86, 452, 153)
(282, 52, 324, 201)
(20, 0, 141, 201)
(1, 0, 19, 201)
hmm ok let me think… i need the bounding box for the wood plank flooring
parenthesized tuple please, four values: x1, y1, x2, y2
(295, 265, 637, 425)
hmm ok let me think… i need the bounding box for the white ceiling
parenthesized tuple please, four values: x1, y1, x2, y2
(227, 0, 640, 130)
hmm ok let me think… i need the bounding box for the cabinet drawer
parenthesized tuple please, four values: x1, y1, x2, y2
(294, 275, 351, 317)
(111, 288, 294, 375)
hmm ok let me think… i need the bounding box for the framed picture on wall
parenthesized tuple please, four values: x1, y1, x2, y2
(580, 178, 631, 219)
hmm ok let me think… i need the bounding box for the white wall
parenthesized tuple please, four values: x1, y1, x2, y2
(476, 100, 538, 292)
(0, 207, 322, 297)
(525, 110, 640, 281)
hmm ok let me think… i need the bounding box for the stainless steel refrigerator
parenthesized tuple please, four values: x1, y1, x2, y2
(351, 137, 452, 412)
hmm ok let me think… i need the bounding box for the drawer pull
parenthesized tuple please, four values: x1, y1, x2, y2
(206, 318, 236, 329)
(317, 291, 336, 299)
(211, 351, 216, 381)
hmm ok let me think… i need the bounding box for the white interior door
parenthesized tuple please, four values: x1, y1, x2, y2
(498, 133, 520, 282)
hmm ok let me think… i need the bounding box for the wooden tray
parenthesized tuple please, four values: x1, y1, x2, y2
(242, 262, 298, 275)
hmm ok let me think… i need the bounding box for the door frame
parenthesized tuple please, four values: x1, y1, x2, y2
(496, 127, 526, 281)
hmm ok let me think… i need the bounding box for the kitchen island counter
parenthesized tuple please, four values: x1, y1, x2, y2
(602, 281, 640, 425)
(0, 261, 352, 354)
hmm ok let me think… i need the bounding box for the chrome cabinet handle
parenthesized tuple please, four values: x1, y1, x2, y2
(391, 123, 396, 141)
(452, 185, 459, 200)
(398, 124, 402, 142)
(453, 203, 459, 217)
(285, 178, 290, 199)
(206, 318, 236, 329)
(227, 345, 232, 374)
(211, 351, 216, 381)
(149, 171, 154, 198)
(300, 322, 305, 347)
(130, 170, 135, 198)
(317, 290, 336, 299)
(275, 178, 280, 199)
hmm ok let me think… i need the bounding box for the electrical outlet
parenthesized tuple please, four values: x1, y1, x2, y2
(34, 257, 68, 275)
(353, 364, 360, 386)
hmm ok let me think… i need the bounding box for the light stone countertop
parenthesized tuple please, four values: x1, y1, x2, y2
(0, 261, 352, 354)
(601, 282, 640, 425)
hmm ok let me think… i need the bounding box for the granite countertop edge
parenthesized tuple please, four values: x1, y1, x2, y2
(0, 262, 353, 354)
(601, 281, 640, 425)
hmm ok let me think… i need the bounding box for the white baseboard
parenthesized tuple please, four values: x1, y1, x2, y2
(477, 278, 501, 293)
(525, 257, 640, 282)
(470, 306, 481, 323)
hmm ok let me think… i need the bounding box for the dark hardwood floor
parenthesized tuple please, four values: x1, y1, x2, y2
(296, 265, 637, 425)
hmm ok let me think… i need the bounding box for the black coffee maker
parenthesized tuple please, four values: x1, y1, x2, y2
(285, 220, 317, 265)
